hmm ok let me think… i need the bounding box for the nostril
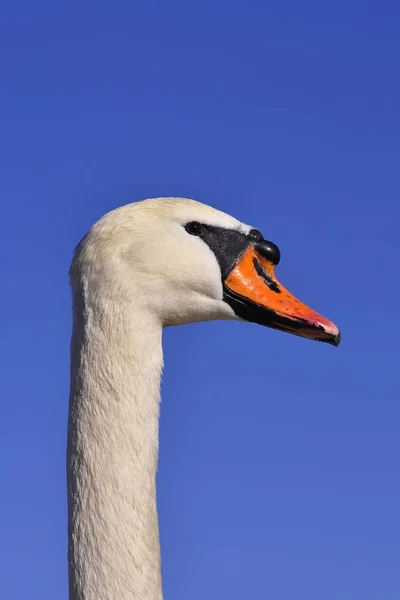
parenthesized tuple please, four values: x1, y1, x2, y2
(255, 240, 281, 266)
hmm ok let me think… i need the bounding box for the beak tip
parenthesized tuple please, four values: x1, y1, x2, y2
(333, 330, 341, 347)
(324, 326, 341, 347)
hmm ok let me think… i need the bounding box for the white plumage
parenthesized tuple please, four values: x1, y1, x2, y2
(68, 198, 253, 600)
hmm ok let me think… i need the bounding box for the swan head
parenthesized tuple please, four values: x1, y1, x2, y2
(71, 197, 340, 346)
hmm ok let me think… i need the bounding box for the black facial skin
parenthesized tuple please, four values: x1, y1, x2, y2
(184, 222, 280, 278)
(185, 221, 340, 347)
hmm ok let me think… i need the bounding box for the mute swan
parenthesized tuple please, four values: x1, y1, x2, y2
(68, 197, 340, 600)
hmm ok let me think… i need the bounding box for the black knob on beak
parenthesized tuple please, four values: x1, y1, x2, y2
(255, 240, 281, 266)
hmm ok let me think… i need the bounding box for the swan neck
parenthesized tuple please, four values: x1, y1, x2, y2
(68, 288, 164, 600)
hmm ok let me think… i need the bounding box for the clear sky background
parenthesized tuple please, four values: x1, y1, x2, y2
(1, 1, 399, 599)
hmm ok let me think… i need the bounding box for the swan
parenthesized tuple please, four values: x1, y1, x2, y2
(68, 197, 340, 600)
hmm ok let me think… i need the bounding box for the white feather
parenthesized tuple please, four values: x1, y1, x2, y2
(68, 197, 253, 600)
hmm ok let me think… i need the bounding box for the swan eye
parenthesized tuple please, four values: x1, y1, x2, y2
(185, 221, 203, 236)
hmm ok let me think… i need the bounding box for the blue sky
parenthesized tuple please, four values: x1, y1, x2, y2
(1, 1, 399, 598)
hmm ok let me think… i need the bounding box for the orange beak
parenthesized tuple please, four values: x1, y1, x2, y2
(223, 245, 340, 346)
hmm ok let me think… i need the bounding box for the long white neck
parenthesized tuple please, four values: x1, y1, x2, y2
(68, 282, 164, 600)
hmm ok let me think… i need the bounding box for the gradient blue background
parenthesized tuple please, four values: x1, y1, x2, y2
(1, 1, 399, 598)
